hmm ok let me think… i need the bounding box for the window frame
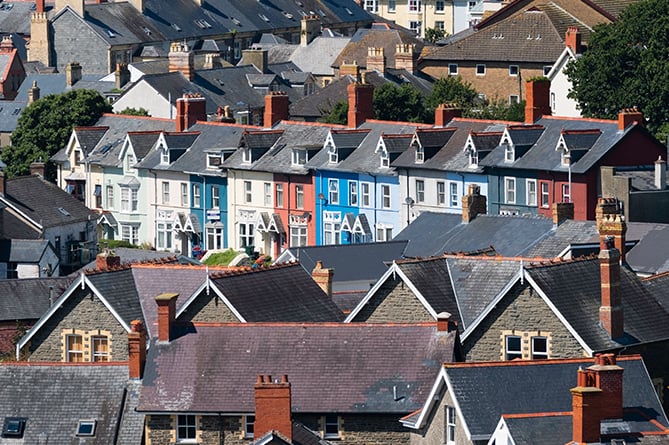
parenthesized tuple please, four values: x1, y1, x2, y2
(435, 0, 445, 12)
(295, 185, 305, 209)
(176, 415, 197, 443)
(476, 64, 486, 76)
(156, 221, 173, 250)
(242, 148, 251, 164)
(446, 406, 456, 444)
(244, 415, 255, 439)
(505, 177, 516, 204)
(91, 335, 109, 362)
(328, 179, 339, 205)
(364, 0, 378, 13)
(388, 0, 396, 12)
(381, 184, 391, 209)
(562, 184, 571, 203)
(526, 179, 537, 207)
(361, 182, 371, 207)
(161, 181, 170, 204)
(206, 224, 224, 250)
(66, 334, 84, 362)
(505, 335, 522, 360)
(76, 420, 97, 437)
(239, 222, 255, 248)
(324, 222, 341, 245)
(244, 181, 252, 203)
(292, 148, 307, 166)
(409, 20, 422, 35)
(290, 225, 308, 247)
(276, 183, 284, 208)
(181, 183, 189, 207)
(323, 415, 340, 439)
(415, 179, 425, 203)
(106, 185, 114, 209)
(211, 186, 220, 209)
(264, 182, 272, 206)
(540, 181, 550, 208)
(193, 184, 201, 208)
(531, 336, 548, 359)
(349, 181, 358, 206)
(437, 181, 446, 205)
(408, 0, 422, 12)
(509, 95, 519, 105)
(448, 63, 458, 76)
(509, 65, 519, 76)
(121, 224, 139, 245)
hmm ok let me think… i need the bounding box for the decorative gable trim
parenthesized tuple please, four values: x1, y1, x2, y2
(175, 276, 246, 322)
(16, 273, 132, 359)
(344, 261, 438, 322)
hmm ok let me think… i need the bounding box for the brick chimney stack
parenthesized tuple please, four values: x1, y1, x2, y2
(35, 0, 45, 12)
(596, 197, 626, 263)
(395, 43, 417, 73)
(339, 61, 360, 81)
(618, 107, 644, 131)
(96, 249, 121, 270)
(462, 184, 487, 223)
(155, 293, 178, 342)
(524, 78, 551, 124)
(264, 91, 290, 128)
(115, 63, 131, 89)
(254, 374, 292, 441)
(28, 80, 40, 104)
(437, 312, 457, 332)
(311, 260, 334, 298)
(66, 62, 83, 87)
(128, 320, 146, 379)
(347, 81, 374, 128)
(565, 27, 582, 54)
(241, 48, 269, 74)
(176, 94, 207, 132)
(301, 15, 321, 46)
(435, 103, 462, 127)
(599, 237, 624, 339)
(366, 47, 385, 73)
(571, 354, 624, 444)
(30, 161, 46, 178)
(169, 41, 195, 81)
(552, 202, 574, 225)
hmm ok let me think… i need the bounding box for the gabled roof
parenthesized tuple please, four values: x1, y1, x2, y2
(1, 175, 96, 231)
(333, 27, 424, 69)
(0, 239, 51, 263)
(138, 322, 457, 414)
(643, 272, 669, 314)
(411, 356, 666, 441)
(288, 36, 352, 76)
(205, 263, 344, 322)
(525, 257, 669, 351)
(0, 362, 142, 445)
(0, 276, 74, 322)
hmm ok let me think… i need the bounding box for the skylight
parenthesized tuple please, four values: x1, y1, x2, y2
(2, 418, 26, 438)
(76, 420, 96, 437)
(58, 207, 71, 216)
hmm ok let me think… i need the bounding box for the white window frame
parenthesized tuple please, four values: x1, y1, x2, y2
(242, 148, 251, 164)
(324, 222, 341, 245)
(449, 182, 458, 207)
(206, 224, 224, 250)
(156, 221, 173, 250)
(193, 184, 201, 208)
(176, 415, 197, 443)
(435, 0, 445, 12)
(244, 181, 252, 203)
(290, 225, 308, 247)
(381, 184, 391, 209)
(435, 20, 445, 30)
(244, 416, 255, 439)
(91, 335, 109, 362)
(364, 0, 378, 13)
(505, 335, 522, 360)
(409, 20, 422, 35)
(121, 224, 139, 245)
(526, 179, 537, 207)
(263, 182, 272, 206)
(380, 151, 389, 168)
(66, 334, 83, 362)
(239, 222, 255, 248)
(540, 182, 549, 208)
(509, 65, 519, 76)
(276, 183, 284, 208)
(329, 150, 338, 164)
(295, 185, 304, 209)
(181, 183, 189, 207)
(468, 149, 478, 167)
(211, 186, 220, 208)
(415, 146, 424, 163)
(120, 186, 138, 213)
(408, 0, 421, 12)
(562, 184, 571, 203)
(448, 64, 458, 75)
(376, 224, 393, 242)
(361, 182, 371, 207)
(162, 181, 170, 204)
(437, 181, 445, 205)
(292, 149, 307, 166)
(476, 64, 486, 76)
(505, 177, 516, 204)
(415, 179, 425, 203)
(531, 336, 548, 359)
(446, 406, 456, 444)
(328, 179, 339, 205)
(388, 0, 396, 12)
(509, 95, 519, 104)
(349, 181, 358, 206)
(504, 144, 514, 162)
(206, 153, 222, 169)
(160, 149, 169, 165)
(106, 185, 114, 209)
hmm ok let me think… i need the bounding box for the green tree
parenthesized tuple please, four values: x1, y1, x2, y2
(3, 89, 111, 179)
(425, 27, 447, 44)
(118, 107, 150, 116)
(427, 76, 479, 111)
(466, 99, 525, 122)
(321, 100, 348, 125)
(373, 83, 429, 123)
(564, 0, 669, 135)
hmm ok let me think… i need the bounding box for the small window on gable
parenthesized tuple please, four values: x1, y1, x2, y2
(160, 149, 169, 165)
(504, 144, 514, 162)
(328, 149, 338, 164)
(77, 420, 96, 437)
(505, 335, 522, 360)
(242, 148, 251, 164)
(2, 418, 26, 438)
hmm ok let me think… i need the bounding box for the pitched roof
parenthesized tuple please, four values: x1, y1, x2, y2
(441, 356, 667, 440)
(525, 257, 669, 350)
(0, 277, 74, 321)
(1, 175, 96, 229)
(643, 272, 669, 314)
(333, 28, 424, 69)
(0, 362, 142, 445)
(0, 239, 50, 263)
(207, 263, 344, 322)
(86, 268, 144, 327)
(138, 322, 457, 414)
(288, 36, 352, 76)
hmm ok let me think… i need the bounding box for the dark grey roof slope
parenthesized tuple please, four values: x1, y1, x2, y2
(643, 272, 669, 314)
(0, 277, 74, 321)
(502, 413, 572, 445)
(394, 212, 555, 258)
(0, 3, 33, 35)
(138, 322, 455, 413)
(526, 258, 669, 350)
(625, 225, 669, 275)
(0, 239, 49, 263)
(87, 268, 144, 327)
(210, 263, 344, 322)
(0, 363, 138, 445)
(2, 175, 96, 228)
(445, 356, 666, 439)
(126, 131, 163, 160)
(523, 219, 599, 258)
(285, 240, 408, 284)
(81, 2, 165, 46)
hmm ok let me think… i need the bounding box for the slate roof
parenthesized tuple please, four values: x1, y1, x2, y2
(208, 263, 344, 322)
(86, 268, 144, 327)
(643, 272, 669, 315)
(1, 175, 96, 229)
(442, 356, 667, 440)
(624, 225, 669, 275)
(422, 10, 564, 63)
(0, 277, 74, 321)
(0, 363, 141, 445)
(526, 257, 669, 350)
(288, 36, 352, 76)
(333, 27, 424, 69)
(0, 3, 32, 36)
(138, 322, 456, 414)
(134, 131, 201, 170)
(80, 247, 181, 273)
(0, 239, 50, 263)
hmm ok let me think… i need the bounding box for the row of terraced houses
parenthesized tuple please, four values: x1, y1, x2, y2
(50, 78, 667, 258)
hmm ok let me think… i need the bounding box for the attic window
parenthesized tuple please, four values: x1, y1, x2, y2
(292, 149, 307, 166)
(345, 7, 353, 15)
(207, 153, 222, 169)
(58, 207, 71, 216)
(2, 418, 26, 438)
(415, 145, 424, 163)
(76, 420, 96, 437)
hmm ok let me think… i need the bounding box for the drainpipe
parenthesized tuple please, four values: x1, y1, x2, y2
(150, 169, 157, 249)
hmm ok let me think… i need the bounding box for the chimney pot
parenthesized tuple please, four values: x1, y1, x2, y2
(618, 107, 644, 131)
(264, 91, 290, 128)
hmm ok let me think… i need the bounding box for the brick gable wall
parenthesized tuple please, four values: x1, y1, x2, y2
(24, 286, 128, 361)
(352, 276, 433, 323)
(463, 283, 584, 361)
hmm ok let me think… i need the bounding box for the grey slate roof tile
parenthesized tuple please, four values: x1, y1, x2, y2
(0, 363, 136, 445)
(0, 239, 49, 263)
(209, 263, 344, 322)
(0, 276, 74, 321)
(138, 323, 456, 413)
(86, 268, 144, 327)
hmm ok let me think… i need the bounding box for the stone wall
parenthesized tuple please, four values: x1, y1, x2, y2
(463, 283, 585, 361)
(25, 285, 128, 361)
(352, 276, 433, 323)
(409, 388, 473, 445)
(178, 291, 240, 323)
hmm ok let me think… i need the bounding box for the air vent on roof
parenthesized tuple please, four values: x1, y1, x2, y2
(282, 11, 293, 19)
(195, 19, 206, 29)
(12, 108, 20, 115)
(105, 29, 116, 38)
(318, 8, 326, 16)
(259, 13, 270, 22)
(345, 7, 353, 15)
(232, 17, 242, 26)
(142, 26, 152, 35)
(295, 0, 303, 6)
(172, 23, 182, 32)
(58, 207, 71, 217)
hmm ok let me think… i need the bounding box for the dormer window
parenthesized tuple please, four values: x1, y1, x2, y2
(561, 150, 570, 167)
(469, 150, 478, 167)
(125, 153, 136, 171)
(242, 148, 251, 164)
(380, 150, 389, 168)
(504, 143, 514, 162)
(415, 145, 424, 163)
(207, 153, 222, 169)
(292, 149, 307, 166)
(160, 149, 169, 165)
(74, 149, 82, 166)
(328, 145, 338, 164)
